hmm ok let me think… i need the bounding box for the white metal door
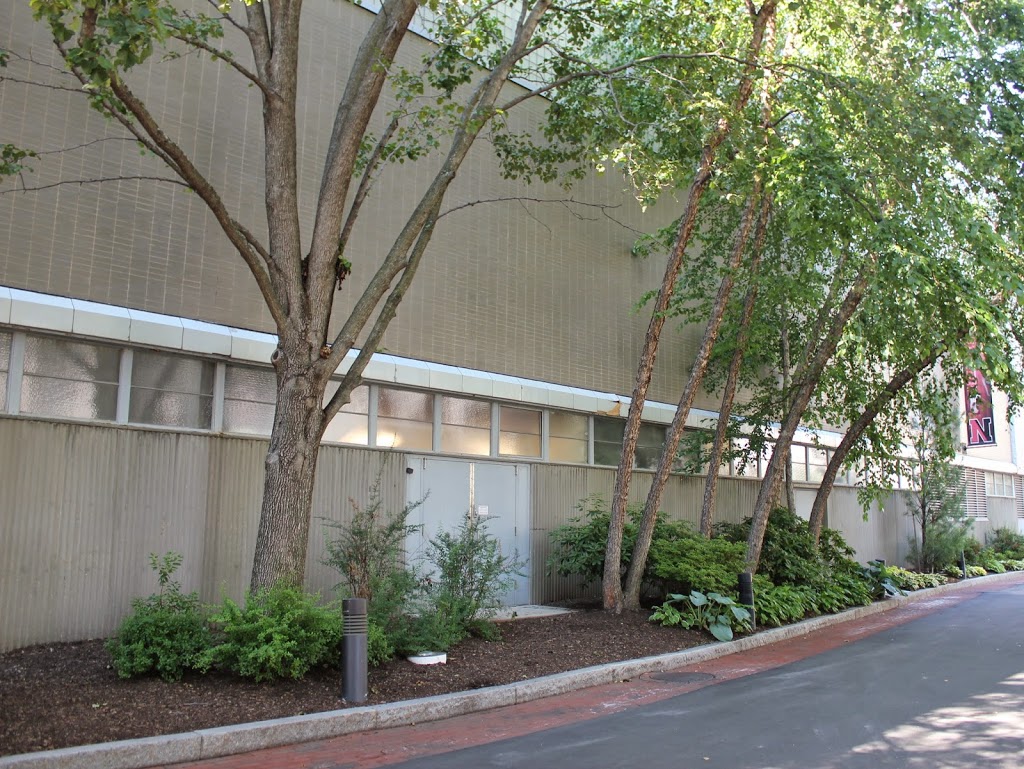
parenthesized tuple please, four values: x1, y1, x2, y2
(405, 456, 531, 605)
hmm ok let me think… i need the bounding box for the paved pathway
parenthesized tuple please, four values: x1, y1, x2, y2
(162, 579, 1024, 769)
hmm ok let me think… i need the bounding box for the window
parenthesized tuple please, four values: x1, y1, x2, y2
(807, 448, 828, 484)
(789, 445, 808, 482)
(130, 350, 214, 429)
(499, 406, 541, 457)
(732, 438, 759, 478)
(593, 417, 624, 467)
(0, 331, 9, 409)
(986, 471, 1014, 498)
(223, 365, 276, 435)
(377, 388, 432, 450)
(549, 411, 588, 463)
(636, 423, 666, 470)
(20, 335, 119, 421)
(441, 395, 490, 456)
(322, 383, 369, 445)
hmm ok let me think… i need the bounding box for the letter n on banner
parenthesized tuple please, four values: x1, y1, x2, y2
(965, 366, 996, 447)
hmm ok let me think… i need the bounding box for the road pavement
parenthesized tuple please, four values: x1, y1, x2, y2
(390, 584, 1024, 769)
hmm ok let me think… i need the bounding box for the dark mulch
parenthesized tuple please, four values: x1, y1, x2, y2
(0, 609, 707, 757)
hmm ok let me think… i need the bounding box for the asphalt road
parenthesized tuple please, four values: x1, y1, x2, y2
(391, 585, 1024, 769)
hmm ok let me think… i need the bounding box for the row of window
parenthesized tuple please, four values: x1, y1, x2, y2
(3, 331, 1019, 499)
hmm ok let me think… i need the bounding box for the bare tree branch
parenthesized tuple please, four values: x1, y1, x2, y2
(168, 22, 271, 96)
(0, 74, 84, 93)
(0, 175, 189, 194)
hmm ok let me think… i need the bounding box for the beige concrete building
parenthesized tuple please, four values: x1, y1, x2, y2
(0, 0, 1021, 651)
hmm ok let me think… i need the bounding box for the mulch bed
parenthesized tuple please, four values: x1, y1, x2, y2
(0, 609, 707, 757)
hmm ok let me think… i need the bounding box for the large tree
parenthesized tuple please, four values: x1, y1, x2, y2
(15, 0, 615, 591)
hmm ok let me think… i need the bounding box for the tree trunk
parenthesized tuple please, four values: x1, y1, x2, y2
(779, 318, 797, 513)
(620, 188, 766, 609)
(250, 344, 328, 593)
(807, 336, 960, 542)
(745, 267, 873, 569)
(603, 0, 780, 612)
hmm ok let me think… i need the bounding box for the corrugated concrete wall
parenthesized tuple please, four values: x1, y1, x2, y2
(0, 418, 404, 651)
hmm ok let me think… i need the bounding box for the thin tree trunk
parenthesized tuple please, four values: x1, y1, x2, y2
(807, 336, 961, 542)
(697, 198, 771, 537)
(745, 266, 873, 569)
(620, 188, 765, 608)
(779, 317, 796, 513)
(603, 0, 780, 612)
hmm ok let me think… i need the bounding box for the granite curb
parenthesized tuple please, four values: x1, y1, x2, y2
(3, 570, 1022, 769)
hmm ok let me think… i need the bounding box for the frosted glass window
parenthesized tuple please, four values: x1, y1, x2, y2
(377, 388, 433, 451)
(223, 365, 276, 435)
(322, 384, 369, 446)
(441, 396, 490, 455)
(789, 445, 808, 482)
(549, 411, 588, 463)
(0, 331, 9, 408)
(636, 423, 666, 470)
(129, 350, 214, 429)
(593, 416, 624, 467)
(807, 448, 828, 483)
(499, 406, 540, 457)
(20, 335, 119, 421)
(986, 471, 1014, 497)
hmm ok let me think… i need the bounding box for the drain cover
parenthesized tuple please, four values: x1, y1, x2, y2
(648, 671, 716, 684)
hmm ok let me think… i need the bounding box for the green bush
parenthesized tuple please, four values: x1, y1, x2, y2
(754, 583, 809, 627)
(976, 547, 1006, 573)
(651, 590, 752, 642)
(648, 530, 749, 597)
(106, 552, 211, 682)
(988, 528, 1024, 560)
(547, 496, 691, 587)
(1001, 558, 1024, 571)
(202, 584, 343, 681)
(966, 564, 988, 577)
(407, 515, 524, 653)
(888, 567, 947, 590)
(367, 621, 394, 668)
(323, 481, 424, 664)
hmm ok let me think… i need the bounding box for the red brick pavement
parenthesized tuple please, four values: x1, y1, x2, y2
(161, 578, 1019, 769)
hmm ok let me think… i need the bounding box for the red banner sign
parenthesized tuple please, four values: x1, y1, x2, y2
(965, 366, 996, 447)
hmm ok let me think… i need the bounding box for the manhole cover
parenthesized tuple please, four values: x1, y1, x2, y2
(648, 671, 716, 684)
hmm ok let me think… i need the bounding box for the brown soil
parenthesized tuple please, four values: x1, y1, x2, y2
(0, 609, 707, 757)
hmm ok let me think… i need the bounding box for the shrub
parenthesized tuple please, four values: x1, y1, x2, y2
(107, 553, 211, 682)
(1001, 558, 1024, 571)
(202, 584, 343, 681)
(860, 560, 905, 600)
(976, 547, 1006, 573)
(323, 481, 423, 663)
(988, 528, 1024, 560)
(367, 621, 394, 668)
(966, 565, 988, 577)
(754, 584, 809, 627)
(648, 531, 749, 597)
(408, 514, 525, 653)
(651, 590, 751, 642)
(887, 567, 947, 591)
(547, 496, 691, 587)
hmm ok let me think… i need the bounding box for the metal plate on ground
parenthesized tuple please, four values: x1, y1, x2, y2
(648, 672, 716, 684)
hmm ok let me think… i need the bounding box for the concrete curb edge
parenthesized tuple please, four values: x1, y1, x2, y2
(3, 570, 1021, 769)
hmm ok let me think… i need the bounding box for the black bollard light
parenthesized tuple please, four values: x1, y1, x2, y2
(738, 571, 755, 630)
(342, 598, 368, 704)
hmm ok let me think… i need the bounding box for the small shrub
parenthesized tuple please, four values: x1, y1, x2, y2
(323, 481, 424, 663)
(547, 496, 690, 587)
(976, 547, 1006, 573)
(407, 514, 524, 653)
(755, 584, 809, 627)
(1000, 558, 1024, 571)
(887, 567, 947, 591)
(860, 560, 905, 599)
(202, 584, 343, 681)
(988, 528, 1024, 560)
(966, 565, 987, 577)
(651, 590, 751, 642)
(648, 531, 748, 597)
(367, 622, 394, 668)
(106, 552, 211, 682)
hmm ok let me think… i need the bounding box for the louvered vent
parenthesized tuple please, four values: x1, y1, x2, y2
(965, 468, 987, 519)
